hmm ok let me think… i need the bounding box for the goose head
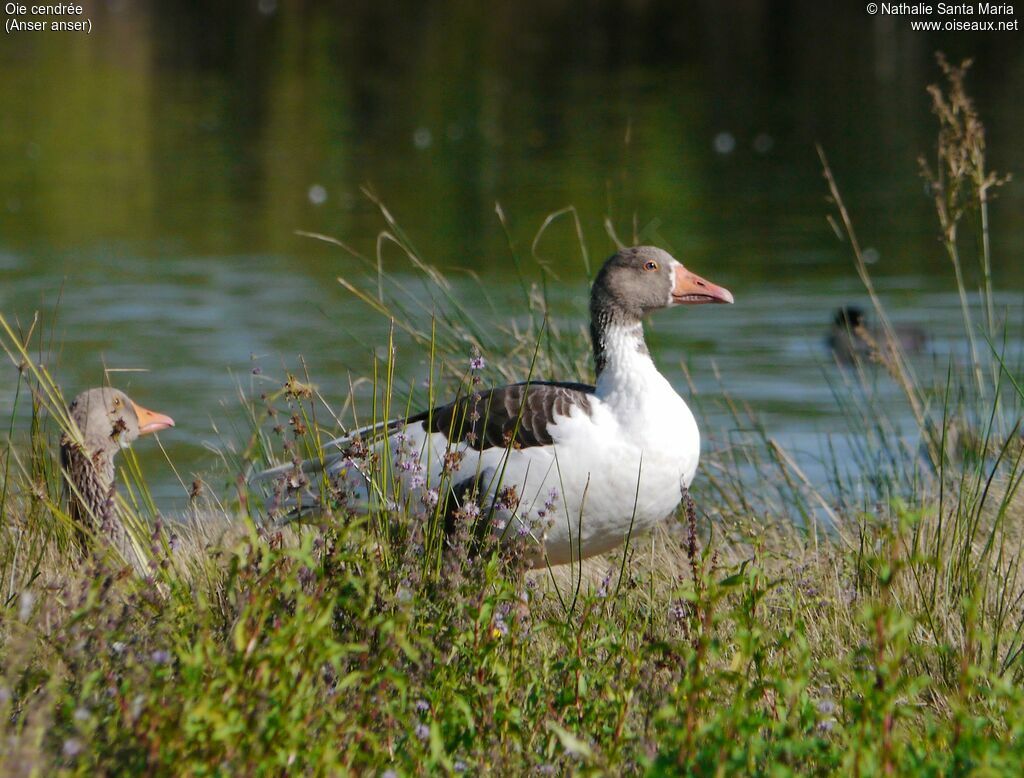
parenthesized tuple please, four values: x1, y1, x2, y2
(588, 246, 733, 377)
(590, 246, 734, 322)
(67, 387, 175, 458)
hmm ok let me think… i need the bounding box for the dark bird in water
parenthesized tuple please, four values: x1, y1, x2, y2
(61, 388, 174, 563)
(827, 306, 928, 365)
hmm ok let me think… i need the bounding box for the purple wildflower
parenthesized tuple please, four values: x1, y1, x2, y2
(669, 599, 689, 623)
(63, 738, 83, 758)
(470, 353, 486, 371)
(415, 723, 430, 741)
(150, 650, 171, 665)
(415, 699, 430, 714)
(543, 488, 559, 514)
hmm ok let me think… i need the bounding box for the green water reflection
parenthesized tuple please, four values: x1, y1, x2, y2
(1, 1, 1021, 505)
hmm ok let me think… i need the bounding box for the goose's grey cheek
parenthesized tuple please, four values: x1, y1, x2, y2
(644, 271, 670, 311)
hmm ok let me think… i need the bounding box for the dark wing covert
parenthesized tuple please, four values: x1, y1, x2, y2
(408, 381, 595, 451)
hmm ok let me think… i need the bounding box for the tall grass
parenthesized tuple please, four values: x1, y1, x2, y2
(0, 57, 1022, 774)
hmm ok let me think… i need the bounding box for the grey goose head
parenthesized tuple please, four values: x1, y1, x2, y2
(590, 246, 734, 322)
(588, 246, 734, 377)
(66, 387, 175, 458)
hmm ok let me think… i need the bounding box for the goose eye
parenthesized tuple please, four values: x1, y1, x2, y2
(112, 398, 121, 408)
(643, 260, 658, 271)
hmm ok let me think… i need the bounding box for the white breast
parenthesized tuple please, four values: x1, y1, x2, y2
(354, 328, 702, 566)
(531, 355, 698, 562)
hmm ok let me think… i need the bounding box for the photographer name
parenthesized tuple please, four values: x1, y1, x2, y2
(879, 3, 1014, 13)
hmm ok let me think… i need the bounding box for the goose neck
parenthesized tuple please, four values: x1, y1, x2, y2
(591, 314, 662, 394)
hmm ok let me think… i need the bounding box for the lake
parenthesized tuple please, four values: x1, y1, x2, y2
(1, 1, 1022, 509)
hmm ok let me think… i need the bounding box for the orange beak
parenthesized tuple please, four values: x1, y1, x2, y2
(131, 400, 175, 435)
(671, 264, 734, 305)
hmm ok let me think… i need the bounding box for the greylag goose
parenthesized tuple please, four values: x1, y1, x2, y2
(827, 306, 928, 365)
(258, 247, 733, 566)
(61, 387, 174, 560)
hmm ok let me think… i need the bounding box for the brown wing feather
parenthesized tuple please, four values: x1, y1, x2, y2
(411, 381, 594, 451)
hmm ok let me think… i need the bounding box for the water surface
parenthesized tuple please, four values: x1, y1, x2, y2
(1, 2, 1022, 508)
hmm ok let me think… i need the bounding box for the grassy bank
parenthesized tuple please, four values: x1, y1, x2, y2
(1, 58, 1023, 775)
